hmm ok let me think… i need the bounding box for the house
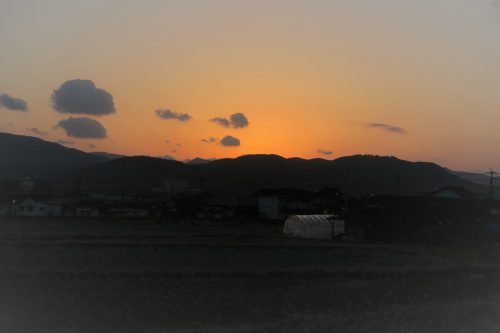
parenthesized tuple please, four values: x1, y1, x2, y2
(20, 176, 35, 192)
(161, 178, 190, 196)
(15, 198, 62, 217)
(70, 200, 107, 217)
(254, 188, 341, 220)
(430, 186, 477, 199)
(76, 206, 100, 217)
(196, 196, 258, 220)
(107, 202, 151, 218)
(0, 203, 8, 216)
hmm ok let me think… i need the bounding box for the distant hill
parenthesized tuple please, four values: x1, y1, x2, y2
(0, 132, 108, 180)
(449, 170, 492, 187)
(185, 158, 216, 165)
(1, 133, 487, 196)
(70, 156, 187, 191)
(64, 153, 487, 197)
(91, 152, 126, 160)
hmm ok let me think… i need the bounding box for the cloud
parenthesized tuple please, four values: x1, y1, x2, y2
(89, 144, 97, 149)
(165, 140, 170, 143)
(171, 149, 178, 153)
(210, 117, 232, 128)
(26, 127, 47, 136)
(317, 149, 333, 156)
(57, 117, 108, 139)
(56, 140, 74, 146)
(230, 113, 249, 128)
(0, 93, 28, 112)
(52, 79, 115, 116)
(367, 122, 407, 134)
(155, 109, 192, 122)
(210, 113, 249, 129)
(220, 135, 241, 147)
(201, 137, 217, 143)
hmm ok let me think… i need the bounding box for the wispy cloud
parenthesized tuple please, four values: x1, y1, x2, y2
(201, 137, 217, 143)
(317, 149, 333, 156)
(26, 127, 48, 136)
(367, 122, 407, 134)
(0, 93, 28, 112)
(155, 109, 192, 122)
(56, 140, 74, 146)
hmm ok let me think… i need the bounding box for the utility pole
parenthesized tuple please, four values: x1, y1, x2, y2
(120, 187, 125, 220)
(488, 169, 497, 200)
(396, 176, 401, 197)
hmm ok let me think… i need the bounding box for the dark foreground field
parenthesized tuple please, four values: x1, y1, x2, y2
(1, 219, 500, 332)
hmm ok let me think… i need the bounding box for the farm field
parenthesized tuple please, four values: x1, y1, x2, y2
(1, 219, 500, 332)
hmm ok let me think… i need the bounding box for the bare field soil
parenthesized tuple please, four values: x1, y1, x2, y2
(1, 219, 500, 332)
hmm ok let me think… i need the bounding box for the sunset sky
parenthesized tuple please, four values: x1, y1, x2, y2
(1, 0, 500, 171)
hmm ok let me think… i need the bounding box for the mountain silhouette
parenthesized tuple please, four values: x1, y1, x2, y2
(91, 152, 126, 160)
(66, 154, 484, 196)
(185, 158, 215, 165)
(0, 133, 486, 196)
(0, 132, 108, 179)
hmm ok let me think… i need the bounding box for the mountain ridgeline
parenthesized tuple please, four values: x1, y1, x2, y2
(0, 132, 485, 196)
(0, 132, 108, 179)
(71, 154, 478, 196)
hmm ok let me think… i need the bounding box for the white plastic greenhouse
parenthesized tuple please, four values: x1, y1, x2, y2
(283, 215, 345, 240)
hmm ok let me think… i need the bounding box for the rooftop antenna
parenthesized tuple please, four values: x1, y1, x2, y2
(487, 169, 498, 199)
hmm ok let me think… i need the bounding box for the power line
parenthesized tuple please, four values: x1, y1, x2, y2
(487, 169, 498, 199)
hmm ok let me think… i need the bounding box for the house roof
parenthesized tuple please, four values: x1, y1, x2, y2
(253, 188, 341, 198)
(0, 191, 54, 204)
(430, 186, 477, 198)
(253, 188, 316, 198)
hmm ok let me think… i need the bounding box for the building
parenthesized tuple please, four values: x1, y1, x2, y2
(194, 196, 258, 220)
(108, 202, 151, 218)
(430, 186, 477, 199)
(161, 178, 190, 196)
(254, 188, 341, 220)
(283, 215, 345, 240)
(14, 198, 62, 217)
(0, 203, 8, 216)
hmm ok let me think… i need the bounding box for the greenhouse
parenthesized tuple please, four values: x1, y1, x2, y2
(283, 215, 345, 240)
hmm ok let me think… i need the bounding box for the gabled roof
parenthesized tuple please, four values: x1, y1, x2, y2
(253, 188, 315, 198)
(254, 188, 341, 198)
(430, 186, 477, 198)
(0, 191, 54, 204)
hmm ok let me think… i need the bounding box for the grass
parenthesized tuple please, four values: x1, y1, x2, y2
(0, 219, 500, 332)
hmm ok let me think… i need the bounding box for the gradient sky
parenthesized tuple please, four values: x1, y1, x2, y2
(1, 0, 500, 171)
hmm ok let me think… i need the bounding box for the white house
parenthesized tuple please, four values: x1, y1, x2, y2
(15, 198, 62, 217)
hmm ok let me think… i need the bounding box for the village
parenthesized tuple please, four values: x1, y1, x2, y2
(2, 175, 500, 244)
